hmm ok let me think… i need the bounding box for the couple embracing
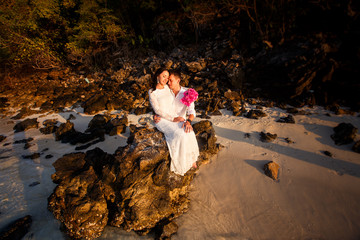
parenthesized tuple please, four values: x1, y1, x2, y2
(148, 68, 199, 176)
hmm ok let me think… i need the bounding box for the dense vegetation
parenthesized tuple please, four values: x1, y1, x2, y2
(0, 0, 359, 72)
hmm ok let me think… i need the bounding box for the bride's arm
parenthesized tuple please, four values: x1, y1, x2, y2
(149, 90, 176, 122)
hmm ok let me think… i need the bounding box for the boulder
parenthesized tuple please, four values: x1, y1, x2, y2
(260, 132, 277, 142)
(331, 123, 358, 145)
(0, 215, 32, 240)
(54, 120, 76, 142)
(40, 119, 58, 134)
(245, 110, 267, 119)
(276, 114, 295, 124)
(13, 118, 38, 132)
(48, 121, 220, 239)
(264, 161, 280, 180)
(83, 94, 109, 115)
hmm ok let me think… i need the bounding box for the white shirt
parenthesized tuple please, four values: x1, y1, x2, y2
(173, 86, 196, 119)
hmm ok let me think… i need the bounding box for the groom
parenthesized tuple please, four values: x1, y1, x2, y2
(154, 70, 195, 133)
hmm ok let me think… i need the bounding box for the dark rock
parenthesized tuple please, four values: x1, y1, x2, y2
(260, 132, 277, 142)
(14, 138, 34, 144)
(286, 108, 307, 115)
(54, 120, 78, 143)
(285, 137, 295, 144)
(87, 114, 111, 131)
(352, 141, 360, 153)
(323, 151, 333, 157)
(134, 107, 149, 115)
(24, 142, 34, 150)
(45, 154, 53, 159)
(13, 118, 38, 132)
(193, 121, 218, 155)
(83, 94, 109, 115)
(244, 133, 251, 138)
(276, 115, 295, 124)
(67, 114, 76, 120)
(22, 153, 41, 159)
(224, 90, 241, 101)
(29, 181, 40, 187)
(0, 215, 32, 240)
(245, 110, 267, 119)
(40, 124, 58, 134)
(159, 221, 178, 239)
(331, 123, 358, 145)
(48, 121, 220, 239)
(104, 116, 128, 135)
(264, 161, 279, 180)
(0, 135, 6, 142)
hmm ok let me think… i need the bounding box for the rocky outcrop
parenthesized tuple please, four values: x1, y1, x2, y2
(331, 123, 358, 145)
(48, 120, 220, 239)
(51, 114, 128, 150)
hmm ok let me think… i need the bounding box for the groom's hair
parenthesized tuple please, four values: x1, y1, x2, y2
(169, 70, 181, 81)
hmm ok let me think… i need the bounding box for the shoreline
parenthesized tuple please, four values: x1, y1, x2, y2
(0, 105, 360, 239)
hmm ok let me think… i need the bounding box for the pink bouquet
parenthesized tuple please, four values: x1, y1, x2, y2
(181, 88, 198, 107)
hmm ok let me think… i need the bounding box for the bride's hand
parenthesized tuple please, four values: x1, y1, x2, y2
(173, 117, 185, 122)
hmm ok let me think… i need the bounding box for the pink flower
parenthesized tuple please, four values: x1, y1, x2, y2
(181, 88, 198, 107)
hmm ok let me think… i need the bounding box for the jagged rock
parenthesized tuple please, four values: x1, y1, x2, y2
(104, 116, 128, 135)
(0, 215, 32, 240)
(264, 161, 280, 180)
(245, 109, 267, 119)
(13, 118, 38, 132)
(185, 59, 206, 72)
(260, 132, 277, 142)
(276, 115, 295, 124)
(55, 120, 76, 142)
(331, 123, 358, 145)
(83, 94, 109, 114)
(87, 114, 112, 131)
(224, 89, 241, 101)
(48, 121, 220, 239)
(0, 135, 6, 142)
(159, 221, 178, 239)
(40, 119, 58, 134)
(353, 141, 360, 153)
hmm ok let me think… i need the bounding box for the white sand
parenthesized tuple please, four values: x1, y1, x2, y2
(0, 105, 359, 240)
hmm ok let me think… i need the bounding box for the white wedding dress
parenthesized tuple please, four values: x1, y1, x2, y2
(149, 85, 199, 176)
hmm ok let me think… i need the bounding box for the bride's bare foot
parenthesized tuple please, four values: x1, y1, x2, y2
(192, 162, 197, 169)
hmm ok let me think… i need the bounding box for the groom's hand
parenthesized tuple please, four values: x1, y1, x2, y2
(182, 121, 193, 133)
(153, 115, 161, 123)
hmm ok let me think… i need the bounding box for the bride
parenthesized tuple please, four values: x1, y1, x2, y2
(148, 68, 199, 176)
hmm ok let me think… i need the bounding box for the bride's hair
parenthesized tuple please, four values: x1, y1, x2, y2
(150, 67, 168, 91)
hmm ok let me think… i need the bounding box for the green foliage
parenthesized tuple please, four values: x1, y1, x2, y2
(0, 0, 357, 70)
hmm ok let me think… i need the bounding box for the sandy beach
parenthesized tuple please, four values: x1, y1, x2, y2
(0, 104, 359, 240)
